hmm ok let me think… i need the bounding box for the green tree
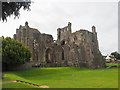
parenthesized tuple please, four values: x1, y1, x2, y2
(2, 37, 31, 70)
(111, 51, 120, 60)
(1, 0, 31, 21)
(0, 37, 2, 78)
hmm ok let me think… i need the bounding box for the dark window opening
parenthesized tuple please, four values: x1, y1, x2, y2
(62, 50, 64, 60)
(74, 36, 77, 41)
(61, 40, 65, 45)
(92, 51, 93, 54)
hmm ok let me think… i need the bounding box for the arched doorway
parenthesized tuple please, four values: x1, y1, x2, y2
(45, 48, 52, 63)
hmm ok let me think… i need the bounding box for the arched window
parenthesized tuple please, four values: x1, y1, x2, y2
(62, 48, 64, 60)
(45, 48, 52, 63)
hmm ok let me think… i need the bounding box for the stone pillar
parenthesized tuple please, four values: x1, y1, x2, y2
(68, 22, 72, 33)
(25, 21, 29, 28)
(57, 28, 61, 40)
(92, 26, 96, 33)
(92, 26, 99, 49)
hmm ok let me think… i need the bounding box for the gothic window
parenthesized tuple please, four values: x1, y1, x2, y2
(45, 48, 52, 63)
(62, 49, 64, 60)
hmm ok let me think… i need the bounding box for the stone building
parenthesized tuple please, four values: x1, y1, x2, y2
(13, 22, 105, 68)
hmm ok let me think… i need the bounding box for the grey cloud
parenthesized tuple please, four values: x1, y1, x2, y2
(0, 1, 118, 55)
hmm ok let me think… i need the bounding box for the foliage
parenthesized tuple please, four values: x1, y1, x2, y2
(0, 37, 2, 58)
(111, 51, 120, 60)
(2, 67, 118, 88)
(1, 0, 31, 21)
(2, 37, 31, 70)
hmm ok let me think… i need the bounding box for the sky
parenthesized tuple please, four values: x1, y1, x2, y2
(0, 0, 118, 55)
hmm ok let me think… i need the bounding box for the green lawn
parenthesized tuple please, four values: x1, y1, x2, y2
(2, 67, 118, 88)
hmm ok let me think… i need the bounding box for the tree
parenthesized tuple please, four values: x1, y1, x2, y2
(2, 37, 31, 71)
(111, 51, 120, 60)
(1, 0, 31, 21)
(0, 37, 2, 78)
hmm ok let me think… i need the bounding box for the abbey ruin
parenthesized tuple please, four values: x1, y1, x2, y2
(13, 22, 105, 68)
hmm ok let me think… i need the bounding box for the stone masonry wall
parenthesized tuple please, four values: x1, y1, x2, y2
(14, 22, 105, 69)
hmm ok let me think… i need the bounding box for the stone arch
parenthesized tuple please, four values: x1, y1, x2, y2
(62, 44, 71, 65)
(45, 48, 53, 63)
(54, 45, 65, 66)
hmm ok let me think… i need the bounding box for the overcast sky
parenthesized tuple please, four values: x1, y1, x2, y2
(0, 0, 118, 55)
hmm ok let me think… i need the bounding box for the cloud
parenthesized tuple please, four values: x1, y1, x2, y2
(0, 1, 118, 55)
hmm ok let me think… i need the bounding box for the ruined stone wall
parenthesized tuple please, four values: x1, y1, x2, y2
(56, 23, 105, 68)
(57, 22, 72, 45)
(14, 22, 105, 69)
(40, 34, 54, 47)
(14, 22, 42, 64)
(14, 22, 54, 66)
(53, 45, 64, 66)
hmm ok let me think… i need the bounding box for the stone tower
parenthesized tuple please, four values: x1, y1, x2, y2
(57, 22, 72, 45)
(14, 22, 54, 66)
(55, 23, 105, 68)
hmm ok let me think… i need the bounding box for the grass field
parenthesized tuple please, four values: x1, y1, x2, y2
(2, 67, 118, 88)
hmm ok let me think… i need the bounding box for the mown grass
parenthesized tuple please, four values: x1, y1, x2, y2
(2, 67, 118, 88)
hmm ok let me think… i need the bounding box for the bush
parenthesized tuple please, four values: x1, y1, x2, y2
(2, 37, 31, 71)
